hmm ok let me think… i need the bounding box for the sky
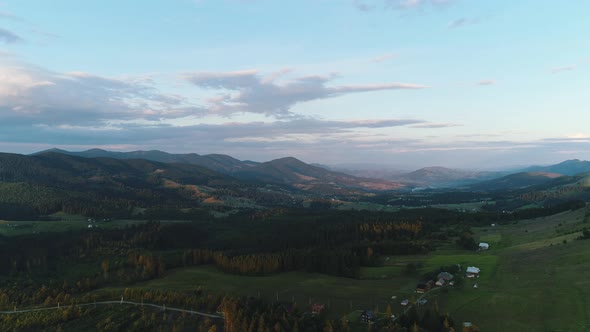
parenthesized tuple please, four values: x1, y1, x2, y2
(0, 0, 589, 169)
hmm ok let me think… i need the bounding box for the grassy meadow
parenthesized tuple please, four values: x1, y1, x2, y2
(94, 208, 590, 331)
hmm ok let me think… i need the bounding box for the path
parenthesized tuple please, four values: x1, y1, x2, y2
(0, 300, 224, 319)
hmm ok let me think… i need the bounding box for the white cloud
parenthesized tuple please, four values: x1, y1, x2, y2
(551, 65, 575, 74)
(186, 69, 428, 118)
(0, 64, 200, 126)
(448, 17, 481, 29)
(476, 79, 496, 86)
(371, 53, 397, 63)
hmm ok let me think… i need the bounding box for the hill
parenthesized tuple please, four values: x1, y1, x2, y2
(0, 152, 254, 219)
(35, 149, 404, 195)
(234, 157, 404, 194)
(523, 159, 590, 175)
(394, 166, 507, 187)
(34, 148, 259, 174)
(467, 171, 563, 191)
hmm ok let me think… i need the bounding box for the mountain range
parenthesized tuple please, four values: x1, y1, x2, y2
(27, 149, 590, 192)
(36, 149, 404, 194)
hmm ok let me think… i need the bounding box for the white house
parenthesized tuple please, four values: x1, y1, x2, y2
(466, 266, 480, 278)
(479, 242, 489, 250)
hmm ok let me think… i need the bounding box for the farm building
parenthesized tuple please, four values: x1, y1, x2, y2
(466, 266, 481, 278)
(437, 272, 454, 281)
(435, 278, 446, 287)
(416, 280, 434, 293)
(416, 283, 428, 293)
(478, 242, 489, 250)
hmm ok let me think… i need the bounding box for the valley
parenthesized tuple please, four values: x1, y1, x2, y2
(1, 150, 590, 331)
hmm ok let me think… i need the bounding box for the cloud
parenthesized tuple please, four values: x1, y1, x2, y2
(386, 0, 454, 10)
(0, 64, 200, 127)
(476, 79, 496, 86)
(551, 66, 575, 74)
(352, 0, 455, 11)
(0, 27, 23, 43)
(186, 69, 428, 118)
(0, 11, 22, 22)
(353, 0, 376, 12)
(448, 17, 481, 29)
(410, 122, 462, 128)
(371, 53, 396, 63)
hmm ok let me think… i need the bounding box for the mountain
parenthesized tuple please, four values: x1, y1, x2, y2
(523, 159, 590, 176)
(34, 149, 404, 195)
(234, 157, 404, 194)
(312, 164, 408, 181)
(394, 166, 502, 187)
(0, 152, 257, 219)
(34, 148, 259, 174)
(467, 172, 563, 191)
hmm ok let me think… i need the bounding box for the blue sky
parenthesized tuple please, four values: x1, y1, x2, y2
(0, 0, 588, 169)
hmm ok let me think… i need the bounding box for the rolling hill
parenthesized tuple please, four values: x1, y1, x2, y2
(34, 148, 259, 174)
(467, 172, 563, 191)
(523, 159, 590, 176)
(394, 166, 507, 187)
(234, 157, 404, 194)
(34, 149, 405, 195)
(0, 152, 254, 219)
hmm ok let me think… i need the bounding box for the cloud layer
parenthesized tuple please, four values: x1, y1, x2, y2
(186, 69, 427, 118)
(0, 27, 22, 43)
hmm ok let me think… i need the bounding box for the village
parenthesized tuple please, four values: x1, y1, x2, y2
(344, 241, 490, 331)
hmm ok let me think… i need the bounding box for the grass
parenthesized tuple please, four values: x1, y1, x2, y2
(439, 208, 590, 332)
(79, 207, 590, 331)
(108, 265, 422, 318)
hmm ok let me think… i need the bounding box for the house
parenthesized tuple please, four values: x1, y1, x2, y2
(416, 281, 434, 293)
(435, 278, 446, 287)
(437, 272, 454, 281)
(311, 303, 325, 315)
(466, 266, 480, 278)
(478, 242, 489, 250)
(400, 299, 409, 306)
(416, 283, 428, 293)
(361, 310, 375, 323)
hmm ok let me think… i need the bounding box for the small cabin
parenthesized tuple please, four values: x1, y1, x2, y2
(478, 242, 489, 250)
(466, 266, 480, 278)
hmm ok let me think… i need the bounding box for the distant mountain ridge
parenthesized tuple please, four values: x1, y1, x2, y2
(34, 148, 259, 174)
(33, 149, 404, 194)
(235, 157, 404, 193)
(523, 159, 590, 176)
(31, 149, 590, 192)
(467, 172, 564, 191)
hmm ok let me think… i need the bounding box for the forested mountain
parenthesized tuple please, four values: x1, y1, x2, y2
(234, 157, 404, 193)
(523, 159, 590, 176)
(35, 148, 259, 174)
(394, 166, 506, 187)
(0, 152, 256, 219)
(467, 172, 563, 191)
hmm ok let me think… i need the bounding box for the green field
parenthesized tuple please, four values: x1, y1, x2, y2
(93, 208, 590, 331)
(438, 208, 590, 331)
(112, 266, 418, 318)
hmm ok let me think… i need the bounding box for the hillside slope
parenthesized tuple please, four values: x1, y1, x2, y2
(234, 157, 404, 194)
